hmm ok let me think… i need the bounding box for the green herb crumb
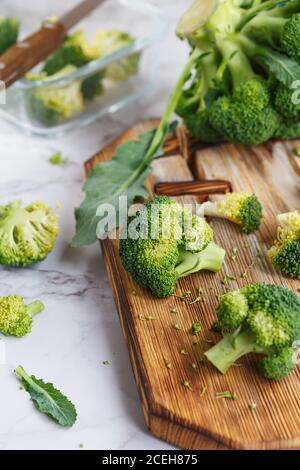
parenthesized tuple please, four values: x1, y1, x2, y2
(215, 390, 236, 400)
(182, 379, 193, 391)
(191, 321, 201, 335)
(138, 314, 156, 321)
(248, 402, 257, 410)
(49, 151, 68, 165)
(180, 349, 188, 355)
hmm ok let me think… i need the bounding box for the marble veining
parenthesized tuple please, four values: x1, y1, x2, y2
(0, 0, 190, 450)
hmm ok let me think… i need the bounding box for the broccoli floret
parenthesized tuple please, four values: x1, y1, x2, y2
(205, 284, 300, 380)
(0, 200, 58, 266)
(274, 83, 300, 120)
(0, 295, 44, 337)
(208, 45, 278, 145)
(26, 65, 84, 125)
(92, 30, 140, 81)
(119, 196, 225, 298)
(201, 192, 263, 234)
(0, 17, 19, 54)
(268, 211, 300, 279)
(259, 347, 296, 380)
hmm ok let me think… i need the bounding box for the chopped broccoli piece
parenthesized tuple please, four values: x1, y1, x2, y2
(26, 65, 84, 125)
(268, 211, 300, 279)
(205, 284, 300, 380)
(0, 200, 58, 266)
(0, 17, 19, 55)
(201, 192, 263, 234)
(92, 30, 140, 80)
(119, 196, 225, 298)
(0, 295, 44, 337)
(43, 30, 97, 76)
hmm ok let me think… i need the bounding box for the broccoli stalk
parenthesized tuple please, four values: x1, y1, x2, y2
(0, 295, 44, 337)
(205, 284, 300, 380)
(176, 242, 226, 278)
(205, 329, 266, 374)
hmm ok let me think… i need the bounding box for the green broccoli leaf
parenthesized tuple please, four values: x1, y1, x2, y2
(71, 130, 154, 247)
(257, 48, 300, 86)
(72, 48, 200, 248)
(15, 365, 77, 427)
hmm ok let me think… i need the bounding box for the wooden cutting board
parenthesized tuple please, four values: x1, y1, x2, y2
(84, 120, 300, 450)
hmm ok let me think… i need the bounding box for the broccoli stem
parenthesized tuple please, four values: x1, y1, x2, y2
(113, 47, 202, 199)
(205, 328, 266, 374)
(26, 301, 45, 318)
(242, 15, 287, 48)
(176, 241, 225, 278)
(143, 47, 202, 163)
(218, 40, 257, 88)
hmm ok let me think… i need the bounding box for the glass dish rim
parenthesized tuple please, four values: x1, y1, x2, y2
(14, 0, 168, 90)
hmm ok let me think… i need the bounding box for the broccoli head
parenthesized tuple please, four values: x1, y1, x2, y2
(205, 284, 300, 380)
(201, 192, 263, 234)
(268, 211, 300, 279)
(0, 17, 19, 55)
(26, 65, 84, 125)
(119, 196, 225, 298)
(172, 0, 300, 145)
(0, 295, 44, 337)
(0, 200, 58, 266)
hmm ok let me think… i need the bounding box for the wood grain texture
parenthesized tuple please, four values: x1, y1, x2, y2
(84, 121, 300, 450)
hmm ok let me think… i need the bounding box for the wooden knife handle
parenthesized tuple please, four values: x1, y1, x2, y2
(0, 21, 66, 87)
(155, 180, 232, 197)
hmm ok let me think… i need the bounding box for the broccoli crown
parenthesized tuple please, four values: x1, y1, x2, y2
(0, 200, 58, 267)
(173, 1, 300, 144)
(281, 13, 300, 63)
(269, 211, 300, 279)
(26, 66, 84, 125)
(0, 17, 19, 54)
(211, 192, 263, 234)
(119, 196, 225, 297)
(0, 295, 44, 337)
(205, 283, 300, 379)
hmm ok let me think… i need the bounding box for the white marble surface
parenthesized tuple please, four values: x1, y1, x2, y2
(0, 0, 191, 451)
